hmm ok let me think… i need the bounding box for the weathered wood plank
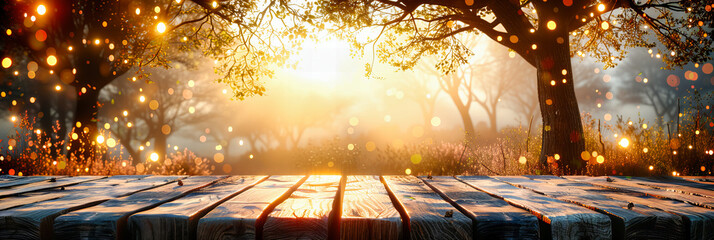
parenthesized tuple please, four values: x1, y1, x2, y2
(621, 176, 714, 198)
(496, 176, 681, 240)
(383, 176, 471, 240)
(0, 175, 151, 211)
(680, 176, 714, 183)
(0, 175, 104, 198)
(0, 176, 67, 189)
(565, 176, 714, 209)
(533, 175, 714, 240)
(0, 193, 67, 211)
(261, 175, 342, 240)
(339, 175, 401, 240)
(196, 175, 307, 240)
(127, 176, 267, 240)
(421, 176, 539, 240)
(457, 176, 611, 240)
(0, 175, 181, 240)
(52, 175, 224, 240)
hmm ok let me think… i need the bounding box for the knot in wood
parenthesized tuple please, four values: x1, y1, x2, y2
(444, 210, 453, 218)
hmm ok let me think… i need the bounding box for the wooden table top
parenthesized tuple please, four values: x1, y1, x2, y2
(0, 175, 712, 240)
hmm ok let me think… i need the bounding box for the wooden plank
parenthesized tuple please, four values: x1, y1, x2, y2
(622, 176, 714, 198)
(0, 175, 152, 211)
(457, 176, 611, 240)
(534, 175, 714, 240)
(196, 175, 307, 240)
(0, 193, 67, 211)
(565, 176, 714, 209)
(681, 176, 714, 182)
(383, 176, 471, 240)
(0, 176, 67, 189)
(52, 175, 224, 240)
(421, 176, 539, 240)
(261, 175, 342, 240)
(0, 175, 104, 198)
(127, 176, 267, 240)
(339, 175, 401, 240)
(496, 176, 681, 240)
(0, 175, 182, 240)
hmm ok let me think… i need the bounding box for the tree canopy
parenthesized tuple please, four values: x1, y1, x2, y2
(311, 0, 714, 173)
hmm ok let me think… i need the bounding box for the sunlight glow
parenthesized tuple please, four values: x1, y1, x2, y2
(157, 22, 166, 33)
(288, 38, 349, 84)
(618, 138, 630, 148)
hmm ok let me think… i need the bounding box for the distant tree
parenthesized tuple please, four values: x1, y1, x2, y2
(0, 0, 308, 163)
(100, 57, 221, 164)
(617, 52, 714, 126)
(419, 57, 479, 141)
(418, 37, 525, 140)
(263, 85, 349, 150)
(315, 0, 714, 173)
(399, 68, 441, 138)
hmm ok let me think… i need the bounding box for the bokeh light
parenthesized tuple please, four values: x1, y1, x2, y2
(1, 57, 11, 68)
(37, 5, 46, 15)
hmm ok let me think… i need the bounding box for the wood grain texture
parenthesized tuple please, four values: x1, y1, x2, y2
(559, 176, 714, 239)
(621, 176, 714, 198)
(127, 176, 267, 240)
(383, 176, 471, 240)
(565, 176, 714, 209)
(262, 175, 342, 240)
(0, 175, 152, 211)
(197, 175, 307, 240)
(0, 176, 104, 198)
(0, 175, 180, 240)
(496, 176, 681, 240)
(52, 175, 223, 240)
(422, 176, 539, 240)
(0, 176, 67, 189)
(339, 175, 401, 240)
(457, 176, 611, 240)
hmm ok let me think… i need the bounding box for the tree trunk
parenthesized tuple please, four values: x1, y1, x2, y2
(456, 104, 476, 144)
(68, 87, 100, 164)
(223, 140, 231, 160)
(535, 30, 586, 174)
(154, 134, 167, 163)
(125, 144, 142, 166)
(54, 96, 69, 157)
(488, 107, 498, 136)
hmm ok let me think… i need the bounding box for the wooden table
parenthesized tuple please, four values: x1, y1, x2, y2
(1, 175, 712, 240)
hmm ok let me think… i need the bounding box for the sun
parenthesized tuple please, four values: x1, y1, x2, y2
(288, 38, 349, 83)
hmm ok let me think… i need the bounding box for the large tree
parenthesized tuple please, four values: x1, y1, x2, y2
(1, 0, 306, 164)
(315, 0, 714, 173)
